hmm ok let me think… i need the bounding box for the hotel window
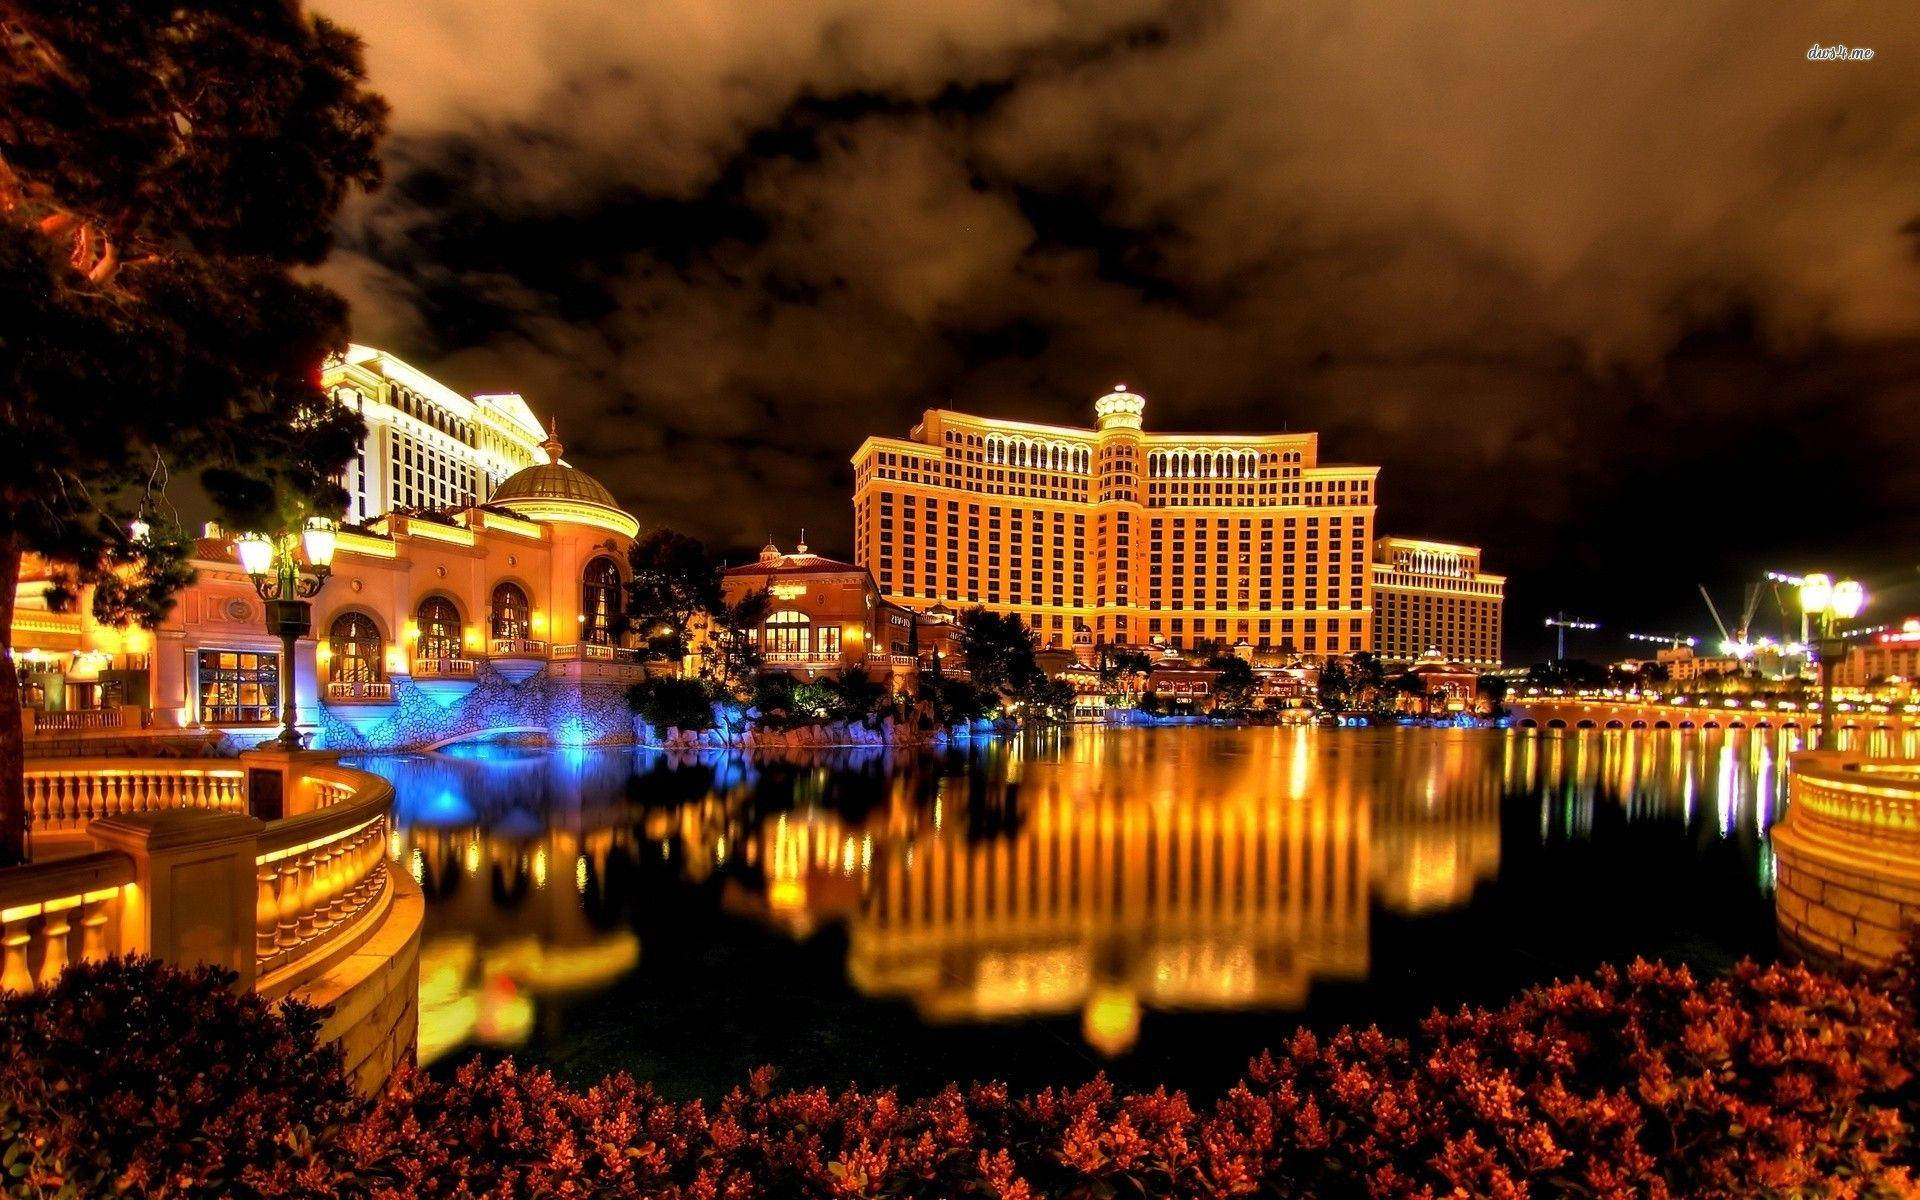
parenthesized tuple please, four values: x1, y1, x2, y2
(327, 613, 383, 684)
(581, 557, 623, 646)
(490, 582, 531, 641)
(416, 596, 464, 660)
(766, 609, 812, 656)
(198, 649, 278, 725)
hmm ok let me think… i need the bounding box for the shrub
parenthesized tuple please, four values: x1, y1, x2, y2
(628, 676, 717, 732)
(3, 956, 1916, 1198)
(0, 956, 353, 1199)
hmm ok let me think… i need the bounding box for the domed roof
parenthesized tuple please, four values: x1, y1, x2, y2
(485, 423, 639, 538)
(489, 423, 619, 509)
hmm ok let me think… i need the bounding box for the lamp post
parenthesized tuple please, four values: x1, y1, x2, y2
(234, 518, 338, 750)
(1799, 572, 1866, 751)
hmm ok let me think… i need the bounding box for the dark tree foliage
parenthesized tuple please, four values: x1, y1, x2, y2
(1204, 655, 1257, 711)
(956, 607, 1039, 697)
(0, 1, 386, 861)
(628, 676, 717, 734)
(625, 528, 722, 657)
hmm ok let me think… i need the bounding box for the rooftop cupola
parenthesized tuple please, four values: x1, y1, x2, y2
(1094, 383, 1146, 431)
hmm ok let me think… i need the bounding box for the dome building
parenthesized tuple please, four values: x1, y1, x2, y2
(11, 424, 651, 753)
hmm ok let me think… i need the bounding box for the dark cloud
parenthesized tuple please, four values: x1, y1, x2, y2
(312, 0, 1920, 658)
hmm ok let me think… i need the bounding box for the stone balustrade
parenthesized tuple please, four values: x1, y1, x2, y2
(0, 851, 133, 993)
(25, 759, 247, 839)
(0, 757, 419, 1093)
(254, 767, 395, 988)
(31, 707, 126, 733)
(1773, 751, 1920, 968)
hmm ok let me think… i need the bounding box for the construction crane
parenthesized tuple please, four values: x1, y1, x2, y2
(1544, 612, 1599, 661)
(1698, 582, 1762, 659)
(1627, 632, 1698, 650)
(1764, 571, 1810, 645)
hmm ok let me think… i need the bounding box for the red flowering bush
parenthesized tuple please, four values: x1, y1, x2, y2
(3, 955, 1916, 1198)
(0, 956, 354, 1199)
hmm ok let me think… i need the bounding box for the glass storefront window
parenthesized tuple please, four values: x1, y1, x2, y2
(198, 649, 278, 725)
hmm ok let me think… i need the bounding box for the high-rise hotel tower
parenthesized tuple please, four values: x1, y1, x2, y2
(851, 387, 1381, 657)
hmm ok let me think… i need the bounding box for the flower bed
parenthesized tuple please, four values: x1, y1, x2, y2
(4, 955, 1916, 1198)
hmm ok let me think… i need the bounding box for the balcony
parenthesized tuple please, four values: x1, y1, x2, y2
(412, 657, 478, 677)
(323, 679, 397, 734)
(409, 657, 480, 708)
(488, 637, 550, 684)
(547, 642, 647, 678)
(325, 680, 395, 703)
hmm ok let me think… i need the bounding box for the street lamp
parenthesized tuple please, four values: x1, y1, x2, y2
(1799, 572, 1866, 750)
(234, 517, 338, 750)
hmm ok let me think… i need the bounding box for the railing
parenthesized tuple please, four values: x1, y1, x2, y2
(1784, 752, 1920, 851)
(762, 650, 847, 666)
(0, 851, 132, 992)
(24, 760, 247, 838)
(582, 643, 616, 662)
(30, 708, 125, 733)
(489, 637, 548, 657)
(412, 657, 478, 677)
(254, 766, 396, 985)
(325, 680, 395, 703)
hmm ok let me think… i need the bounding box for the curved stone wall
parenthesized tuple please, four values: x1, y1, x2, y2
(1772, 752, 1920, 968)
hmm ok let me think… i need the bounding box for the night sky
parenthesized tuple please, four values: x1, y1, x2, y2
(310, 0, 1920, 662)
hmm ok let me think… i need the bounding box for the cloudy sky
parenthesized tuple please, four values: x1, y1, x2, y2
(312, 0, 1920, 659)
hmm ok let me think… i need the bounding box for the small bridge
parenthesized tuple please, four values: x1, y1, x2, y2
(1507, 696, 1917, 741)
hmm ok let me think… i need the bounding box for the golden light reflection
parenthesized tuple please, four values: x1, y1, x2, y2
(389, 724, 1789, 1066)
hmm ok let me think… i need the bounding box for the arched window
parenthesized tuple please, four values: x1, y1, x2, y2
(328, 612, 383, 683)
(490, 582, 530, 640)
(765, 609, 811, 656)
(581, 557, 622, 646)
(416, 596, 463, 660)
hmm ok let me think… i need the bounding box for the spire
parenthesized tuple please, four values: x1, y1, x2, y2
(796, 527, 808, 555)
(540, 417, 563, 465)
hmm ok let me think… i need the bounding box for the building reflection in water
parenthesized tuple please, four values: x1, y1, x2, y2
(364, 725, 1791, 1066)
(355, 747, 643, 1065)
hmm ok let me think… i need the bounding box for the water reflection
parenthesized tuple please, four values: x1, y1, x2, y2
(354, 725, 1791, 1073)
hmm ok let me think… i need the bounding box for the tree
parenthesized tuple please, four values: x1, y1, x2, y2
(627, 676, 715, 734)
(956, 608, 1039, 697)
(0, 2, 387, 863)
(1317, 658, 1352, 712)
(1205, 655, 1257, 712)
(1476, 673, 1511, 714)
(625, 529, 720, 658)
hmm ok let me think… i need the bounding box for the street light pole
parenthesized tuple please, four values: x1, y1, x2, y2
(234, 519, 337, 751)
(1798, 573, 1866, 752)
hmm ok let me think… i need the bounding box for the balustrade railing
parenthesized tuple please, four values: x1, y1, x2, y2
(1786, 752, 1920, 851)
(24, 760, 247, 838)
(489, 636, 548, 657)
(253, 767, 396, 985)
(412, 656, 478, 677)
(30, 708, 126, 733)
(325, 679, 395, 703)
(0, 852, 131, 992)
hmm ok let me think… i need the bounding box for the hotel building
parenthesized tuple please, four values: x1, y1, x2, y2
(1369, 538, 1504, 669)
(14, 429, 652, 752)
(324, 345, 549, 523)
(852, 387, 1381, 658)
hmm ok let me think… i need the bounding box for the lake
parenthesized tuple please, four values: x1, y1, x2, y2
(351, 724, 1786, 1100)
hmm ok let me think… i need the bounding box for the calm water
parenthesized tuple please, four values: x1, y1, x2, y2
(351, 726, 1789, 1100)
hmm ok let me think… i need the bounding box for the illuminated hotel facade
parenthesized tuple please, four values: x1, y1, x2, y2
(324, 344, 549, 522)
(852, 387, 1382, 658)
(1369, 537, 1505, 669)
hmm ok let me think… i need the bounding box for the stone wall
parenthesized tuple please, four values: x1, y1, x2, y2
(297, 873, 426, 1095)
(1772, 752, 1920, 970)
(316, 666, 639, 752)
